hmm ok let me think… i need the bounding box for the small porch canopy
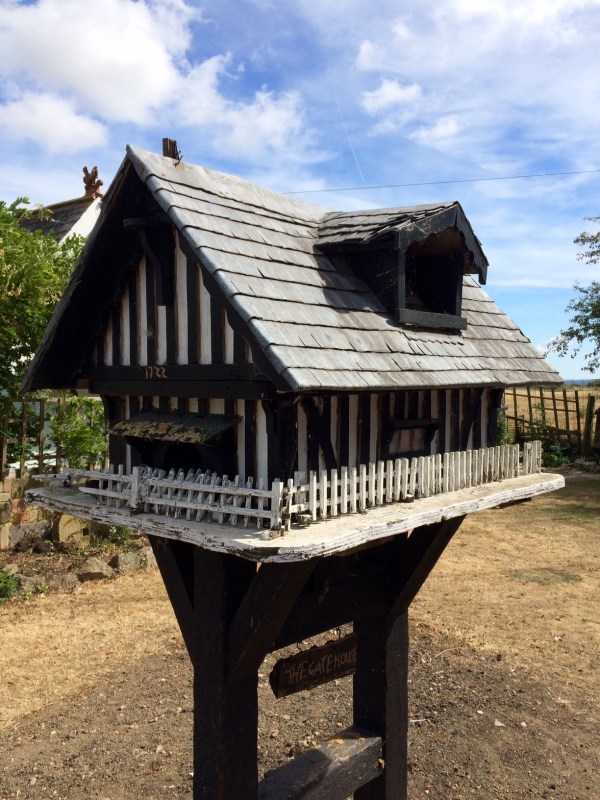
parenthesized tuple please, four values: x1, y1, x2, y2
(111, 412, 240, 443)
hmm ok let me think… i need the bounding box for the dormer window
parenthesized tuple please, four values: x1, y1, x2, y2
(317, 202, 488, 333)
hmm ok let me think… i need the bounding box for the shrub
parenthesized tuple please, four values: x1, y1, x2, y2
(107, 526, 133, 546)
(0, 571, 20, 604)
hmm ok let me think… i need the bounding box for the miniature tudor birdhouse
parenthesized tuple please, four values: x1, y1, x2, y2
(24, 144, 565, 799)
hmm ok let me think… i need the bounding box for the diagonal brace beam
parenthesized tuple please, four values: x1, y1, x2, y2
(228, 559, 317, 682)
(388, 516, 466, 623)
(148, 535, 196, 657)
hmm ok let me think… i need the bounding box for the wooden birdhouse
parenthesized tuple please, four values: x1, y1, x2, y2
(24, 145, 564, 799)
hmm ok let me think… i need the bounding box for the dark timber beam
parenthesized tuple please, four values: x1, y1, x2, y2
(301, 395, 338, 471)
(192, 548, 258, 800)
(354, 608, 409, 800)
(148, 536, 196, 657)
(259, 726, 383, 800)
(89, 378, 274, 399)
(460, 387, 484, 450)
(86, 363, 270, 382)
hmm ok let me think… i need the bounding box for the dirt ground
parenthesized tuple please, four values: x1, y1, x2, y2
(0, 469, 598, 799)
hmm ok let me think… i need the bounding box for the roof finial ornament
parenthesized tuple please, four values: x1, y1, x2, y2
(82, 166, 104, 198)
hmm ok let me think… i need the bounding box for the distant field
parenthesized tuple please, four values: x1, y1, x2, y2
(504, 385, 598, 445)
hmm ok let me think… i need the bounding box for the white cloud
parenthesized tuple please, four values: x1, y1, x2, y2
(0, 0, 198, 124)
(351, 0, 600, 162)
(361, 79, 421, 114)
(174, 54, 320, 163)
(410, 115, 460, 147)
(0, 0, 323, 167)
(0, 92, 107, 153)
(356, 40, 383, 72)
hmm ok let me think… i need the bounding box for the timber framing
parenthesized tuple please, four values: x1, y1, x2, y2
(85, 364, 275, 399)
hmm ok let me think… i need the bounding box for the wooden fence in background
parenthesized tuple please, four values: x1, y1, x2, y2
(505, 386, 599, 456)
(0, 397, 59, 477)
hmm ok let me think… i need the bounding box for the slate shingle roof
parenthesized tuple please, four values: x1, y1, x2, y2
(22, 146, 562, 393)
(128, 146, 561, 390)
(20, 196, 98, 243)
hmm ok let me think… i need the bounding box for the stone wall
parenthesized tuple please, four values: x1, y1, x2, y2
(0, 471, 46, 550)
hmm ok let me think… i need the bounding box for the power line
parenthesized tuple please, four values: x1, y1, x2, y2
(283, 168, 600, 195)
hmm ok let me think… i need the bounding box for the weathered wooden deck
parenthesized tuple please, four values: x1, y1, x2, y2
(27, 471, 563, 562)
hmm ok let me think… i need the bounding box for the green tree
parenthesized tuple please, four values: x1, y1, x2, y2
(0, 198, 83, 399)
(48, 393, 107, 469)
(549, 218, 600, 373)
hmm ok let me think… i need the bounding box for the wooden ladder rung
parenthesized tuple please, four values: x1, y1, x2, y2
(258, 725, 382, 800)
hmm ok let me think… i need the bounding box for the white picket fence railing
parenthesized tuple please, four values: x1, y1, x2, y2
(63, 466, 280, 530)
(284, 441, 541, 529)
(34, 442, 542, 535)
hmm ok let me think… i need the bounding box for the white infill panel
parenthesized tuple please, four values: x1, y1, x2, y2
(137, 255, 148, 366)
(121, 285, 130, 365)
(199, 270, 211, 364)
(175, 242, 188, 365)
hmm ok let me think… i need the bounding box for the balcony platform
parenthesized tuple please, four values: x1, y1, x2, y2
(27, 471, 564, 563)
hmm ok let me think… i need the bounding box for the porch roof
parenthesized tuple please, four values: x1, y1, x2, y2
(111, 413, 239, 444)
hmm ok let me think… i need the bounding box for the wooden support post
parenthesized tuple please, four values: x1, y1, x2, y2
(526, 387, 534, 436)
(551, 388, 559, 430)
(574, 390, 583, 453)
(354, 609, 409, 800)
(1, 410, 9, 476)
(150, 537, 259, 800)
(192, 547, 258, 800)
(37, 398, 46, 474)
(562, 387, 572, 444)
(19, 401, 28, 476)
(149, 515, 467, 800)
(148, 537, 196, 656)
(582, 395, 597, 457)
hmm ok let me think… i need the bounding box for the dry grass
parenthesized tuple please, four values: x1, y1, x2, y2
(0, 570, 177, 731)
(413, 471, 600, 704)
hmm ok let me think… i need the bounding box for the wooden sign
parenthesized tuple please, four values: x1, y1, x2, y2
(269, 634, 357, 698)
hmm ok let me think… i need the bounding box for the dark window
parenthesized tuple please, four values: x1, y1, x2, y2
(405, 250, 462, 315)
(338, 244, 397, 314)
(398, 229, 469, 330)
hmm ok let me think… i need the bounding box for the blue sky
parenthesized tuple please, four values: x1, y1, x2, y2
(1, 0, 599, 380)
